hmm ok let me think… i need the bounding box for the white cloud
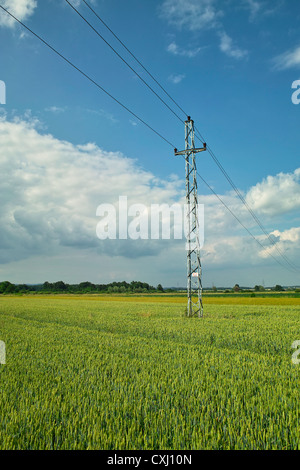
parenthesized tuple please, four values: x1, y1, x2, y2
(244, 0, 262, 21)
(219, 31, 248, 59)
(0, 116, 182, 265)
(246, 169, 300, 216)
(168, 73, 185, 84)
(0, 0, 37, 28)
(167, 41, 203, 58)
(272, 45, 300, 70)
(244, 0, 282, 22)
(0, 115, 299, 285)
(160, 1, 249, 63)
(272, 227, 300, 244)
(259, 227, 300, 262)
(159, 0, 222, 31)
(200, 193, 300, 271)
(167, 42, 179, 55)
(45, 106, 66, 114)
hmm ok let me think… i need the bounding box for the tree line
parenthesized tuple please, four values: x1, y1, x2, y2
(0, 280, 165, 294)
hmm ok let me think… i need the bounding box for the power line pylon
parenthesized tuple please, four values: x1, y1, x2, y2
(174, 117, 206, 318)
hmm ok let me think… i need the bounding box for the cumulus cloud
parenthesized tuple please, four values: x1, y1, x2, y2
(244, 0, 283, 22)
(219, 31, 248, 60)
(0, 116, 182, 264)
(0, 115, 299, 283)
(160, 0, 285, 67)
(259, 227, 300, 264)
(246, 169, 300, 216)
(244, 0, 262, 21)
(168, 73, 185, 84)
(272, 45, 300, 70)
(0, 0, 37, 28)
(160, 1, 249, 62)
(166, 41, 203, 58)
(159, 0, 222, 31)
(45, 106, 66, 114)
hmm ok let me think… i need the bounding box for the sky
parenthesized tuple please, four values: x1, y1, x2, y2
(0, 0, 300, 288)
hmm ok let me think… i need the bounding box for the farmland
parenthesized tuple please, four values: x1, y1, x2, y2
(0, 294, 300, 450)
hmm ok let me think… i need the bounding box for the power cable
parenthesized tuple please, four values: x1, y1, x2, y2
(183, 155, 297, 272)
(78, 0, 299, 271)
(197, 138, 300, 272)
(1, 3, 297, 273)
(81, 0, 188, 119)
(0, 4, 176, 149)
(64, 0, 185, 125)
(194, 167, 297, 273)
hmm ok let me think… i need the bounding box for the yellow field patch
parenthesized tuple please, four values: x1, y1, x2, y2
(1, 293, 299, 306)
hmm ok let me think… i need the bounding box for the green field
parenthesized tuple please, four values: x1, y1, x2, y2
(0, 295, 300, 450)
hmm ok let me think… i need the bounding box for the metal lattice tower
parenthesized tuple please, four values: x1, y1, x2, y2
(174, 117, 206, 317)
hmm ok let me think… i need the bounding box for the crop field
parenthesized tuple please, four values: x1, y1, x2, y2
(0, 294, 300, 450)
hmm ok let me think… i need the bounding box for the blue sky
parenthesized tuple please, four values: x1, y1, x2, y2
(0, 0, 300, 288)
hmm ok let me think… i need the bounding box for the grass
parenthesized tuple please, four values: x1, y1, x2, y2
(0, 295, 299, 449)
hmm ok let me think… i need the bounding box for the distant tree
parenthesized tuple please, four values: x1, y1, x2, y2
(0, 279, 169, 295)
(212, 285, 217, 292)
(255, 285, 265, 292)
(42, 281, 52, 291)
(0, 281, 15, 293)
(15, 284, 30, 293)
(233, 284, 240, 292)
(53, 281, 67, 291)
(274, 284, 284, 291)
(79, 281, 95, 289)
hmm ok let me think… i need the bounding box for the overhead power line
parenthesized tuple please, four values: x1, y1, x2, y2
(0, 4, 176, 149)
(191, 121, 299, 272)
(73, 1, 299, 273)
(179, 142, 296, 273)
(64, 0, 185, 125)
(1, 4, 297, 274)
(80, 0, 188, 119)
(194, 166, 298, 273)
(201, 140, 300, 272)
(191, 125, 299, 271)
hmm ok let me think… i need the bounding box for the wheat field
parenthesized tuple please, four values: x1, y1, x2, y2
(0, 295, 299, 449)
